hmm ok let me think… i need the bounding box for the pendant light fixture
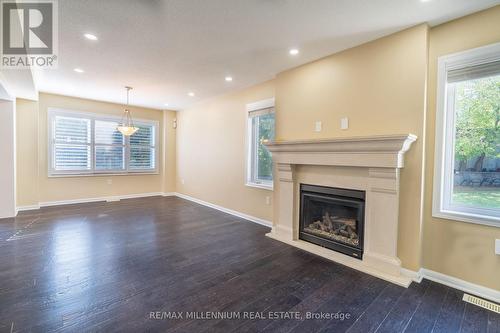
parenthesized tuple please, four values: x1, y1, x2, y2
(117, 86, 139, 136)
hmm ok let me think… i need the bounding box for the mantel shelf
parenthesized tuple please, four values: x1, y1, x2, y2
(265, 134, 417, 169)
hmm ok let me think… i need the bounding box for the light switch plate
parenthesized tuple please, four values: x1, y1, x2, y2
(340, 117, 349, 130)
(496, 239, 500, 255)
(315, 121, 322, 132)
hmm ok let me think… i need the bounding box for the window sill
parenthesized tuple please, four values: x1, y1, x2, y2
(432, 209, 500, 228)
(48, 171, 159, 178)
(245, 182, 273, 191)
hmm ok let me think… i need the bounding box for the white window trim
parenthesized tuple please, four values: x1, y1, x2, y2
(48, 108, 160, 177)
(245, 98, 274, 191)
(432, 42, 500, 227)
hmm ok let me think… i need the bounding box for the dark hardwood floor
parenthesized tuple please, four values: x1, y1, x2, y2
(0, 196, 498, 333)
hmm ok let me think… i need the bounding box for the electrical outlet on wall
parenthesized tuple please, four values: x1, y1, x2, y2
(340, 117, 349, 130)
(496, 239, 500, 255)
(315, 121, 322, 132)
(107, 179, 112, 185)
(181, 179, 185, 185)
(265, 196, 271, 205)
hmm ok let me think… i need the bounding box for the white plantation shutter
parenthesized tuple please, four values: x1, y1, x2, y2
(48, 109, 158, 176)
(94, 120, 125, 171)
(447, 60, 500, 83)
(129, 124, 156, 170)
(52, 116, 91, 171)
(248, 107, 274, 118)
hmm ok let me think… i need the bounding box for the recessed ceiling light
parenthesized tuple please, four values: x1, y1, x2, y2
(74, 68, 84, 73)
(188, 92, 195, 97)
(84, 33, 98, 41)
(289, 48, 299, 55)
(164, 103, 169, 107)
(225, 76, 233, 82)
(420, 0, 432, 2)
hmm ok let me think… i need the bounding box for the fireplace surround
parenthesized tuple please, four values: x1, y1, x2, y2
(265, 134, 417, 287)
(300, 184, 365, 259)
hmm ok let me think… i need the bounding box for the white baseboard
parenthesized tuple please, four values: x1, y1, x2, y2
(420, 268, 500, 304)
(173, 192, 272, 228)
(15, 191, 272, 229)
(402, 267, 499, 303)
(15, 204, 41, 213)
(391, 267, 499, 303)
(401, 268, 424, 283)
(15, 192, 165, 213)
(39, 192, 164, 207)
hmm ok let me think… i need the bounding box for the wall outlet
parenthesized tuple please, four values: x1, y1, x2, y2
(181, 179, 185, 185)
(340, 117, 349, 130)
(265, 196, 271, 205)
(315, 121, 322, 132)
(496, 239, 500, 255)
(106, 179, 112, 185)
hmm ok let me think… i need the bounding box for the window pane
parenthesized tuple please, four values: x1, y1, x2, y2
(130, 125, 154, 146)
(129, 147, 155, 170)
(95, 120, 124, 145)
(95, 146, 125, 171)
(55, 116, 90, 144)
(54, 144, 91, 171)
(452, 74, 500, 210)
(252, 113, 275, 183)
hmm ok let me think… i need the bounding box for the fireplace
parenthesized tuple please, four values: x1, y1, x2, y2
(299, 184, 365, 259)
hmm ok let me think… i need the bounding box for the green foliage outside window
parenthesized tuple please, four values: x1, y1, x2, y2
(256, 113, 275, 181)
(454, 76, 500, 171)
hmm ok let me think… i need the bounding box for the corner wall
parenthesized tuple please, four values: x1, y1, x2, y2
(176, 80, 275, 222)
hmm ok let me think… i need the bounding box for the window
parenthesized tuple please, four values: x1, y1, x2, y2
(49, 109, 158, 176)
(246, 98, 275, 190)
(433, 43, 500, 227)
(94, 120, 125, 171)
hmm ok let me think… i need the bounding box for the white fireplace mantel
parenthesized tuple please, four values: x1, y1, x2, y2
(265, 134, 417, 287)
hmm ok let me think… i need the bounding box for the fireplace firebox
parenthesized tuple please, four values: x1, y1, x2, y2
(299, 184, 365, 259)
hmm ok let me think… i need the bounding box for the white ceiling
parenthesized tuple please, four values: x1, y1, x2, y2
(23, 0, 500, 110)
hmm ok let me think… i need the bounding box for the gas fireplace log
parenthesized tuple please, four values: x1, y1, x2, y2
(346, 226, 358, 239)
(331, 217, 356, 228)
(323, 213, 334, 230)
(339, 229, 349, 237)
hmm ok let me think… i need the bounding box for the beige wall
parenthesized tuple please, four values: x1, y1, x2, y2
(163, 110, 177, 194)
(16, 93, 177, 206)
(176, 80, 275, 221)
(275, 24, 429, 271)
(16, 98, 39, 207)
(0, 100, 16, 218)
(423, 7, 500, 290)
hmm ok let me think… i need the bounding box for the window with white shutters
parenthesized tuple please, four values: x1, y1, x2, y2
(52, 116, 92, 172)
(48, 109, 158, 176)
(129, 124, 156, 170)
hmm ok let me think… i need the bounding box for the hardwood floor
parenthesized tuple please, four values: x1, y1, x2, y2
(0, 196, 498, 333)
